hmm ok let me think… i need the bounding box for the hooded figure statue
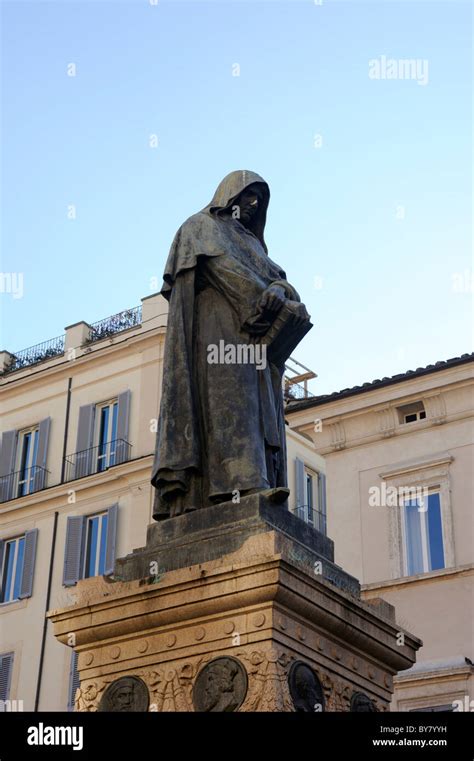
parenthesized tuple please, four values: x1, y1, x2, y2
(151, 170, 311, 520)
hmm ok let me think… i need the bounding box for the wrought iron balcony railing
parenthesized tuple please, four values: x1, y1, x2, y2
(2, 306, 142, 375)
(64, 439, 132, 481)
(293, 505, 327, 535)
(86, 306, 142, 344)
(0, 466, 49, 503)
(3, 335, 65, 374)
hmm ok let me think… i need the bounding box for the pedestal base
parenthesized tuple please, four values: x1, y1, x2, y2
(48, 494, 421, 711)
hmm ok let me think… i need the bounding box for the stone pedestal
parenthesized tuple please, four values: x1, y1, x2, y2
(48, 494, 421, 712)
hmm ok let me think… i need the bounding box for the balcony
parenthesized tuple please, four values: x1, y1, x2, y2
(85, 306, 142, 344)
(0, 466, 49, 503)
(64, 439, 132, 481)
(284, 381, 315, 401)
(1, 304, 143, 375)
(284, 357, 316, 402)
(293, 505, 327, 535)
(1, 335, 65, 375)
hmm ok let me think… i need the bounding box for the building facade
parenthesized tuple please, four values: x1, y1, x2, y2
(0, 293, 325, 711)
(286, 354, 474, 711)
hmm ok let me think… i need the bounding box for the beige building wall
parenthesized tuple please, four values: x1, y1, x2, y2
(287, 357, 474, 710)
(0, 294, 167, 710)
(0, 294, 325, 711)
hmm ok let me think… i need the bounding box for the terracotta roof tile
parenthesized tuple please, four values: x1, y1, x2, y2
(287, 353, 474, 411)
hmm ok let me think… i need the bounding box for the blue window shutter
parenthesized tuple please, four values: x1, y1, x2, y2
(295, 457, 305, 510)
(19, 529, 38, 599)
(0, 653, 14, 703)
(63, 516, 86, 586)
(104, 504, 118, 575)
(115, 391, 131, 464)
(74, 405, 95, 478)
(67, 651, 80, 712)
(0, 431, 18, 502)
(33, 418, 51, 492)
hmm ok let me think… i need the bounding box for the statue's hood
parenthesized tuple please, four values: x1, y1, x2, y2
(204, 170, 270, 253)
(161, 170, 272, 300)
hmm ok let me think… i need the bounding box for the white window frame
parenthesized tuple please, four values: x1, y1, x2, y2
(380, 454, 455, 579)
(396, 400, 427, 426)
(83, 512, 108, 579)
(304, 466, 320, 525)
(0, 535, 25, 604)
(403, 410, 426, 424)
(400, 489, 445, 576)
(15, 426, 39, 496)
(94, 399, 118, 471)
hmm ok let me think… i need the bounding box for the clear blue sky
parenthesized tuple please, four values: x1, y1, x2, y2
(1, 0, 472, 395)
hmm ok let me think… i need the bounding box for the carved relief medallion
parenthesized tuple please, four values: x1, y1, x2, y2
(288, 661, 325, 713)
(98, 676, 149, 712)
(193, 657, 248, 712)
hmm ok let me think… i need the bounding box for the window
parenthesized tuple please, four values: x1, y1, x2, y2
(402, 491, 445, 576)
(0, 420, 50, 502)
(95, 400, 118, 472)
(0, 654, 14, 706)
(294, 458, 327, 535)
(404, 410, 426, 423)
(63, 505, 118, 586)
(0, 537, 25, 603)
(69, 392, 131, 481)
(16, 427, 39, 497)
(0, 530, 38, 603)
(397, 401, 426, 425)
(84, 513, 109, 578)
(383, 454, 454, 579)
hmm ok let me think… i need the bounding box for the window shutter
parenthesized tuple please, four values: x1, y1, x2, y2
(19, 529, 38, 599)
(0, 540, 4, 582)
(63, 516, 86, 586)
(33, 418, 51, 492)
(0, 653, 14, 703)
(75, 405, 95, 478)
(0, 431, 18, 502)
(104, 504, 118, 575)
(67, 651, 80, 712)
(115, 390, 131, 464)
(318, 472, 327, 534)
(295, 457, 305, 511)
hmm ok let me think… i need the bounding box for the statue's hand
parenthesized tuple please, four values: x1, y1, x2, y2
(292, 302, 311, 326)
(258, 285, 286, 313)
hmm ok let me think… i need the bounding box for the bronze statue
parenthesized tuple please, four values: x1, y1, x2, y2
(151, 170, 311, 520)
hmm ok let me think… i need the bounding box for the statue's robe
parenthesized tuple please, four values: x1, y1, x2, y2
(151, 170, 301, 519)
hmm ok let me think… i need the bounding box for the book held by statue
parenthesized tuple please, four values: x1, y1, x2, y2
(259, 300, 313, 366)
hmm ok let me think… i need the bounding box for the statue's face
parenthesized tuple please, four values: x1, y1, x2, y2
(235, 185, 264, 226)
(115, 686, 133, 711)
(296, 666, 318, 705)
(203, 666, 235, 709)
(204, 670, 222, 708)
